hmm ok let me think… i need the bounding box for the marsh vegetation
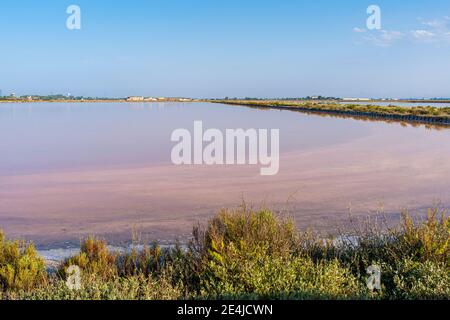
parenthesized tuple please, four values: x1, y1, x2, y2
(1, 206, 448, 300)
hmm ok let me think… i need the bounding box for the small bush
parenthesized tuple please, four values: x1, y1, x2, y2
(185, 206, 299, 295)
(201, 242, 362, 299)
(116, 243, 184, 277)
(193, 206, 298, 258)
(14, 273, 182, 300)
(401, 209, 449, 263)
(386, 259, 450, 300)
(60, 237, 117, 280)
(0, 230, 47, 291)
(329, 209, 449, 276)
(188, 207, 362, 299)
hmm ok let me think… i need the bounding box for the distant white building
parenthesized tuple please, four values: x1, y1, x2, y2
(126, 96, 144, 101)
(343, 98, 371, 101)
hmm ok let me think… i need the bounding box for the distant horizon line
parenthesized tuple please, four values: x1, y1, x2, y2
(1, 93, 450, 101)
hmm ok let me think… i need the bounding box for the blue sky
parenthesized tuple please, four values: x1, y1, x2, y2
(0, 0, 449, 98)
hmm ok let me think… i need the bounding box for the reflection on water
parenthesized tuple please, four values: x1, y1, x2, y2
(0, 102, 372, 175)
(1, 102, 450, 247)
(244, 105, 450, 131)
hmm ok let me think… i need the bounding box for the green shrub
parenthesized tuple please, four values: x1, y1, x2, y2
(60, 237, 117, 280)
(328, 209, 449, 276)
(0, 230, 47, 291)
(201, 242, 362, 299)
(194, 206, 298, 258)
(401, 209, 449, 263)
(186, 207, 363, 299)
(13, 273, 182, 300)
(384, 259, 450, 300)
(117, 244, 161, 277)
(185, 206, 300, 295)
(115, 243, 187, 278)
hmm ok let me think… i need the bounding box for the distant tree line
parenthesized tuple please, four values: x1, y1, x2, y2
(216, 96, 342, 101)
(0, 94, 123, 101)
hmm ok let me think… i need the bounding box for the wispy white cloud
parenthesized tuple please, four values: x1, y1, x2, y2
(354, 16, 450, 47)
(411, 17, 450, 44)
(411, 29, 435, 39)
(362, 30, 405, 47)
(352, 27, 366, 33)
(421, 20, 444, 29)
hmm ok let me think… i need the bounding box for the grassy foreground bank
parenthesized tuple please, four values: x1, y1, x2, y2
(1, 206, 449, 300)
(212, 100, 450, 125)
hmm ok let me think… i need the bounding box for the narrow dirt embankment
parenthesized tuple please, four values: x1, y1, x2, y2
(211, 100, 450, 127)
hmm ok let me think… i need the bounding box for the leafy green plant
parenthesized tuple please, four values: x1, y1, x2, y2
(385, 258, 449, 300)
(401, 209, 449, 263)
(60, 236, 117, 280)
(201, 242, 362, 299)
(0, 230, 47, 291)
(13, 273, 182, 300)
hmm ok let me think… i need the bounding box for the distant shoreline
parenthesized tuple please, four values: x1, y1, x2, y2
(2, 98, 450, 104)
(0, 99, 199, 103)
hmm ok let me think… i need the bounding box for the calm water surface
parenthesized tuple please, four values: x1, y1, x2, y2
(0, 102, 371, 175)
(1, 102, 450, 248)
